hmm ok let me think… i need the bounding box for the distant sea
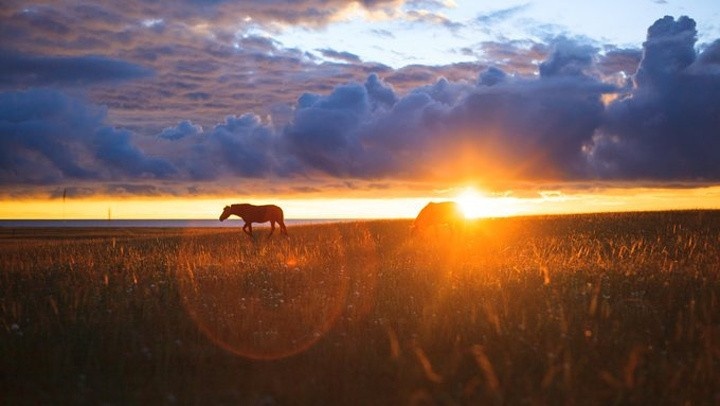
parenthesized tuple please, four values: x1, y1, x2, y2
(0, 219, 360, 228)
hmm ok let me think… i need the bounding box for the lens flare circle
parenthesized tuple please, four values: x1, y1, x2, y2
(175, 225, 378, 360)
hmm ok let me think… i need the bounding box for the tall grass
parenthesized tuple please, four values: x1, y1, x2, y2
(1, 211, 719, 404)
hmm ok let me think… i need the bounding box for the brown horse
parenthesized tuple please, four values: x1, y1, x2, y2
(411, 201, 464, 235)
(219, 203, 288, 237)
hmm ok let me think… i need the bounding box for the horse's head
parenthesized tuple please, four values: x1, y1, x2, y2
(219, 205, 232, 221)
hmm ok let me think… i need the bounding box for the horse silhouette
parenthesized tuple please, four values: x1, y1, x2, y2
(411, 201, 464, 235)
(219, 203, 288, 237)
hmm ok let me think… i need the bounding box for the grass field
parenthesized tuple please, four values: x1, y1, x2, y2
(2, 211, 720, 404)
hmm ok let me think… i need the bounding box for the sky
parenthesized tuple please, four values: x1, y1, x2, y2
(1, 0, 720, 219)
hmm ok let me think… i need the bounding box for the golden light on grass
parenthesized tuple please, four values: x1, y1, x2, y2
(3, 211, 720, 403)
(174, 224, 380, 360)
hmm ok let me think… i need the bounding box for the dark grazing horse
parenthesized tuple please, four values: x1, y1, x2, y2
(411, 201, 464, 235)
(219, 203, 288, 237)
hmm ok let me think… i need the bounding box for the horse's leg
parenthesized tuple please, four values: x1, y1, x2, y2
(243, 222, 252, 236)
(268, 221, 276, 237)
(276, 210, 288, 236)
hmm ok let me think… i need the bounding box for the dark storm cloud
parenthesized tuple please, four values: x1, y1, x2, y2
(693, 39, 720, 72)
(272, 16, 720, 184)
(634, 15, 698, 88)
(151, 114, 283, 182)
(452, 73, 611, 179)
(0, 89, 104, 184)
(587, 16, 720, 180)
(538, 38, 597, 78)
(285, 83, 370, 176)
(0, 89, 175, 185)
(0, 51, 154, 88)
(365, 73, 398, 109)
(279, 74, 462, 178)
(279, 56, 611, 181)
(205, 114, 277, 177)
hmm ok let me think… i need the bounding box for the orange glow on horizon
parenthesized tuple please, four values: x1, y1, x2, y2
(1, 185, 719, 220)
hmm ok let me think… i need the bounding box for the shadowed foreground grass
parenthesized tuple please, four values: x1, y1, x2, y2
(2, 211, 720, 404)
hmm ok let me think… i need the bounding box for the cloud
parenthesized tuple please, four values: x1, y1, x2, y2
(0, 1, 408, 129)
(318, 49, 363, 64)
(692, 39, 720, 74)
(0, 51, 154, 89)
(406, 0, 456, 11)
(0, 89, 104, 184)
(2, 11, 720, 198)
(539, 37, 598, 78)
(384, 63, 479, 89)
(444, 74, 611, 180)
(634, 15, 697, 87)
(474, 4, 530, 25)
(105, 183, 162, 196)
(205, 114, 278, 177)
(0, 1, 434, 139)
(365, 73, 398, 109)
(369, 28, 395, 39)
(473, 40, 549, 75)
(587, 16, 720, 180)
(236, 35, 281, 53)
(404, 10, 464, 31)
(2, 0, 406, 37)
(478, 66, 507, 86)
(285, 83, 370, 176)
(278, 58, 612, 182)
(157, 120, 203, 140)
(0, 89, 175, 185)
(596, 48, 642, 77)
(94, 127, 176, 178)
(174, 0, 405, 27)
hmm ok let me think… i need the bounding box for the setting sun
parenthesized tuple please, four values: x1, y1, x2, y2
(456, 187, 483, 218)
(455, 187, 519, 219)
